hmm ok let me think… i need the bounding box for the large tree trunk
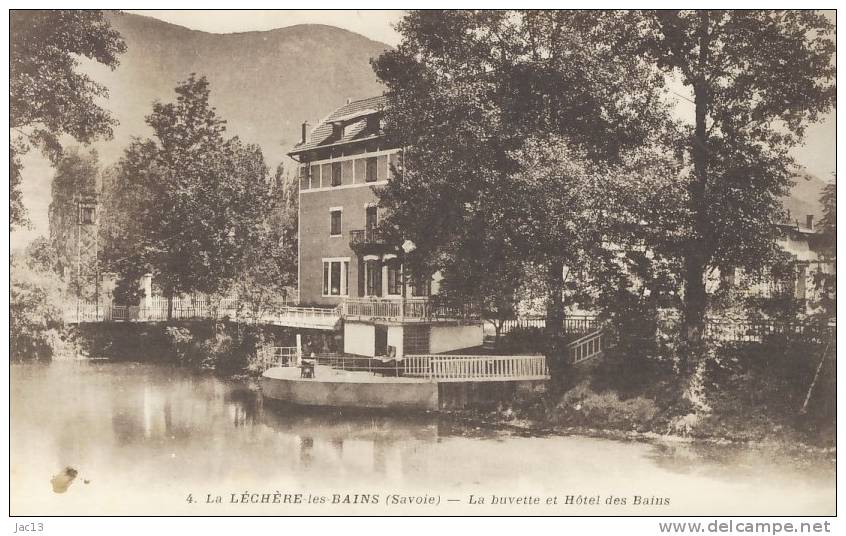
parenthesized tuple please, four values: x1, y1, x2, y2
(493, 320, 503, 349)
(681, 250, 708, 366)
(167, 292, 174, 321)
(682, 15, 712, 370)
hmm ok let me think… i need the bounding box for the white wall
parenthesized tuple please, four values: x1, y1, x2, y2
(344, 322, 375, 357)
(429, 323, 483, 354)
(387, 325, 404, 358)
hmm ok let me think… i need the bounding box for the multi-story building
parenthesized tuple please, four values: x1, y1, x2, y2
(288, 96, 483, 358)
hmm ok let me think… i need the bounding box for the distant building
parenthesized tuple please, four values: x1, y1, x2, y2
(715, 213, 835, 312)
(288, 96, 482, 358)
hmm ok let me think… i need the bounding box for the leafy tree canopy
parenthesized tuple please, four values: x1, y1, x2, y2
(101, 75, 274, 313)
(10, 10, 126, 227)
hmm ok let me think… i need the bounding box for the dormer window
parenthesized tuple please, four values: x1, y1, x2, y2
(332, 122, 345, 139)
(80, 206, 95, 224)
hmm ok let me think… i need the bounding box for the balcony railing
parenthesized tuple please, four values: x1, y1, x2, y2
(341, 297, 480, 322)
(349, 227, 386, 249)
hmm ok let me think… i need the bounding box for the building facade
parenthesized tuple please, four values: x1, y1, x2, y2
(288, 96, 482, 358)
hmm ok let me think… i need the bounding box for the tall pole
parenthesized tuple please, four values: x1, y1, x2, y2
(95, 221, 100, 321)
(76, 198, 81, 324)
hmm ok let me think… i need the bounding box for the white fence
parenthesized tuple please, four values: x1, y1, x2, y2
(65, 298, 341, 330)
(496, 315, 601, 336)
(403, 354, 549, 382)
(342, 297, 479, 322)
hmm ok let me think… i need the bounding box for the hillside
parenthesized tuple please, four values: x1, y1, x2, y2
(14, 12, 390, 243)
(95, 12, 390, 165)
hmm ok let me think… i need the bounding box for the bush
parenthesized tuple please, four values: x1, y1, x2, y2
(10, 241, 65, 362)
(499, 326, 547, 354)
(556, 381, 659, 430)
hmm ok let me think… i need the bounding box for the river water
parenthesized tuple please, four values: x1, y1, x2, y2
(10, 362, 834, 515)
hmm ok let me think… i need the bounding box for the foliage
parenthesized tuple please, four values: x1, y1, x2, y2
(48, 147, 100, 282)
(373, 11, 673, 362)
(101, 75, 274, 313)
(10, 10, 126, 228)
(10, 142, 27, 229)
(812, 180, 837, 319)
(558, 381, 660, 431)
(498, 326, 548, 355)
(818, 179, 836, 253)
(600, 10, 836, 360)
(10, 239, 66, 362)
(233, 163, 299, 321)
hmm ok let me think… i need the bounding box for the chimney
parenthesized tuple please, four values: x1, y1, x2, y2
(346, 97, 352, 104)
(301, 121, 310, 144)
(806, 214, 814, 230)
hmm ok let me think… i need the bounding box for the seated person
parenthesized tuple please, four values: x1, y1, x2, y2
(300, 352, 316, 378)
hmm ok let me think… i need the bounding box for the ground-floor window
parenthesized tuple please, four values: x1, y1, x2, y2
(322, 258, 349, 296)
(387, 263, 402, 296)
(411, 274, 431, 297)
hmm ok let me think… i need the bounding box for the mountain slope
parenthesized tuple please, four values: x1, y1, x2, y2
(93, 12, 390, 165)
(14, 12, 390, 243)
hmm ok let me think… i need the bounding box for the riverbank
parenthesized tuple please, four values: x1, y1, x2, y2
(443, 341, 837, 450)
(60, 321, 835, 449)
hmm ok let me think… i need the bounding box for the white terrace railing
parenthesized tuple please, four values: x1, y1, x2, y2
(497, 315, 601, 336)
(65, 299, 341, 330)
(403, 354, 549, 382)
(342, 297, 479, 322)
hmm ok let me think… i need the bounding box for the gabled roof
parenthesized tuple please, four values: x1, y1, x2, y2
(289, 95, 387, 156)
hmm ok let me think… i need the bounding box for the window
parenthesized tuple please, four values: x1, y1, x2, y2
(365, 205, 378, 230)
(366, 261, 382, 297)
(332, 162, 342, 186)
(80, 206, 95, 224)
(387, 263, 402, 296)
(366, 157, 378, 183)
(330, 209, 342, 236)
(411, 275, 430, 297)
(795, 265, 807, 300)
(309, 164, 321, 189)
(322, 259, 349, 296)
(299, 165, 309, 190)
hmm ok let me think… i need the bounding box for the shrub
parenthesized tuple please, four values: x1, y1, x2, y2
(500, 326, 547, 354)
(557, 380, 659, 430)
(10, 242, 65, 362)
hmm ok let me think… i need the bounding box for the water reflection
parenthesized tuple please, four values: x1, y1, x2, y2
(10, 362, 835, 516)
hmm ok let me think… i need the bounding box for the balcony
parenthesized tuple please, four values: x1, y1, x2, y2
(341, 297, 480, 323)
(349, 227, 396, 256)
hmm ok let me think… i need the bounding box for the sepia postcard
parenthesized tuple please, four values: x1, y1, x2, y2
(8, 8, 837, 524)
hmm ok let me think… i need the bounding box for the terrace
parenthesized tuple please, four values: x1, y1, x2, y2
(341, 297, 480, 323)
